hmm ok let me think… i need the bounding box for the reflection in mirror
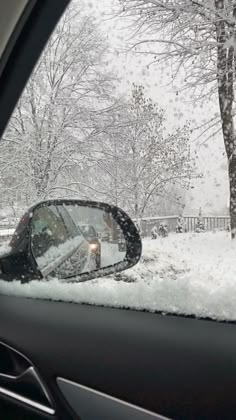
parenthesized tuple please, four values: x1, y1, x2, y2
(30, 204, 127, 279)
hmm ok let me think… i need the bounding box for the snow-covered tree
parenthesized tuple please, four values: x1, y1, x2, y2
(86, 84, 193, 219)
(117, 0, 236, 238)
(2, 3, 115, 203)
(0, 3, 192, 220)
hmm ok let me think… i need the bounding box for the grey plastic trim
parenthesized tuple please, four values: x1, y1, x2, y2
(57, 377, 170, 420)
(0, 0, 29, 59)
(0, 384, 55, 415)
(0, 341, 55, 415)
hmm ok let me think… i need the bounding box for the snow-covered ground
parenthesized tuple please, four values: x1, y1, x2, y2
(101, 242, 126, 266)
(0, 232, 236, 321)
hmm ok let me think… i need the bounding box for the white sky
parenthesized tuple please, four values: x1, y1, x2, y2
(82, 0, 229, 215)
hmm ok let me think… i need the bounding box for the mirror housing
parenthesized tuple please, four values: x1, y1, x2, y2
(0, 200, 142, 283)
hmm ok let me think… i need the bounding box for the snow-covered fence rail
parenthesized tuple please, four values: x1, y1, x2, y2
(0, 230, 14, 243)
(138, 216, 230, 237)
(0, 224, 15, 230)
(0, 225, 15, 243)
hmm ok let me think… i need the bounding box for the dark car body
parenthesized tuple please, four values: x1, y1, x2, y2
(1, 203, 93, 281)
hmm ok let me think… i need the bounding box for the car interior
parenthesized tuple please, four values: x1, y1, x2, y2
(0, 1, 236, 420)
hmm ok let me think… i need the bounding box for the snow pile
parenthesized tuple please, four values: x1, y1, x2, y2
(0, 232, 236, 321)
(101, 242, 125, 266)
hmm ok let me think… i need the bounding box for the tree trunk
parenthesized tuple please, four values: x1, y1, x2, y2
(215, 0, 236, 238)
(221, 115, 236, 238)
(229, 156, 236, 238)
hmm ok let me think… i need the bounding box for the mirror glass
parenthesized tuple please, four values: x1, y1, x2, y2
(30, 203, 127, 279)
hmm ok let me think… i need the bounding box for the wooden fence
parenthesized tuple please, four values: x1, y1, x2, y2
(139, 215, 230, 237)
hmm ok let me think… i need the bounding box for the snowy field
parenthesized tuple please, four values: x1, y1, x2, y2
(0, 232, 236, 321)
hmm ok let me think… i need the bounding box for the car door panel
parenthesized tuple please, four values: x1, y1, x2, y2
(0, 294, 236, 419)
(56, 378, 167, 420)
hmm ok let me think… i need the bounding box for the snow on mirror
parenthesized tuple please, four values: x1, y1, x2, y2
(30, 204, 127, 280)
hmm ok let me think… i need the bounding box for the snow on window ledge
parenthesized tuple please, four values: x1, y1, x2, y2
(0, 232, 236, 322)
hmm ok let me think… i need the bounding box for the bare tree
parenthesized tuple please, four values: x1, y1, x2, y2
(117, 0, 236, 237)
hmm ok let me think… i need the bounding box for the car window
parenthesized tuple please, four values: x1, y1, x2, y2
(0, 0, 236, 322)
(81, 226, 96, 238)
(31, 205, 70, 257)
(31, 204, 87, 277)
(57, 206, 79, 239)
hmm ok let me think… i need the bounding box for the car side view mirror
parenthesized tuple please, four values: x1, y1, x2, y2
(0, 200, 142, 283)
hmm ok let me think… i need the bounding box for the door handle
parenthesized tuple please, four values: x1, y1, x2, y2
(0, 341, 55, 415)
